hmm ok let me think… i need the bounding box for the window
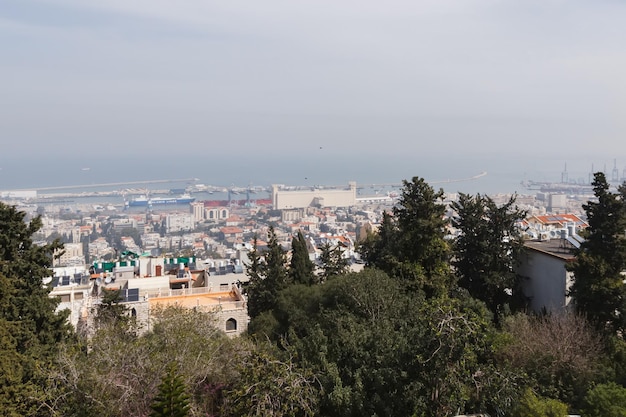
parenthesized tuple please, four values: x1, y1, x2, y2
(225, 318, 237, 332)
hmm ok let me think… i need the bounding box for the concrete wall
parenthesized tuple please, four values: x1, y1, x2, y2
(517, 248, 573, 313)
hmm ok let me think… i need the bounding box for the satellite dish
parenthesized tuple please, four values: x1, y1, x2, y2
(104, 276, 112, 284)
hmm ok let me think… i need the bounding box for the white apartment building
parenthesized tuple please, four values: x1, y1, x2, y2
(166, 213, 194, 233)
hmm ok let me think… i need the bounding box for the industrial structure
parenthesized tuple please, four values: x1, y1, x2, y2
(271, 182, 358, 210)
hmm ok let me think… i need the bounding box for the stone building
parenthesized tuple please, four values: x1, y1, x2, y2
(50, 257, 249, 337)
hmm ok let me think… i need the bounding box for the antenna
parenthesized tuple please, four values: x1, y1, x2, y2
(561, 162, 568, 183)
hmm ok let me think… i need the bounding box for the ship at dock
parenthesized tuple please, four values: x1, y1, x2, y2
(125, 193, 195, 207)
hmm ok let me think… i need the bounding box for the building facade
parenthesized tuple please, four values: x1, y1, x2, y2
(271, 182, 357, 210)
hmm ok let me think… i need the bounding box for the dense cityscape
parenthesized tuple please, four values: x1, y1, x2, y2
(3, 166, 626, 415)
(4, 0, 626, 416)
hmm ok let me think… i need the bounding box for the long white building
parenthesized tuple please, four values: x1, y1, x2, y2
(271, 182, 357, 210)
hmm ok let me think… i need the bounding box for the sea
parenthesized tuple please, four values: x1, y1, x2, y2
(0, 153, 623, 206)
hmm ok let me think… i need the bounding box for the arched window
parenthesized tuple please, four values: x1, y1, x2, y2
(225, 318, 237, 332)
(221, 209, 227, 218)
(209, 211, 214, 219)
(131, 308, 137, 317)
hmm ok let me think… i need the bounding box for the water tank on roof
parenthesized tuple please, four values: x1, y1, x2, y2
(568, 223, 576, 237)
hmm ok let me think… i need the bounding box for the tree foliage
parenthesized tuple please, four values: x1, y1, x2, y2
(451, 193, 527, 318)
(242, 226, 289, 319)
(0, 202, 73, 416)
(582, 382, 626, 417)
(289, 231, 316, 286)
(50, 305, 238, 417)
(224, 342, 319, 417)
(317, 241, 350, 282)
(393, 176, 450, 272)
(359, 177, 453, 296)
(95, 288, 131, 329)
(150, 363, 190, 417)
(263, 268, 513, 417)
(498, 312, 604, 408)
(509, 388, 568, 417)
(568, 172, 626, 332)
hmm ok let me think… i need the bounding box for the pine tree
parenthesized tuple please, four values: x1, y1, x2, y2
(568, 172, 626, 332)
(317, 242, 350, 282)
(393, 177, 450, 270)
(393, 177, 453, 295)
(0, 202, 73, 415)
(451, 193, 527, 318)
(150, 362, 190, 417)
(96, 288, 131, 329)
(358, 211, 398, 270)
(289, 231, 316, 285)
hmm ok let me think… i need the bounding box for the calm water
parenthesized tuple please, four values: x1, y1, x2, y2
(0, 154, 622, 197)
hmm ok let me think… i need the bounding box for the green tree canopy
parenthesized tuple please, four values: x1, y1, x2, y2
(51, 305, 236, 417)
(451, 193, 527, 318)
(289, 231, 316, 286)
(150, 363, 191, 417)
(242, 226, 289, 319)
(224, 342, 319, 417)
(509, 388, 568, 417)
(0, 202, 73, 415)
(582, 382, 626, 417)
(317, 241, 350, 282)
(568, 172, 626, 332)
(359, 177, 453, 296)
(264, 268, 509, 417)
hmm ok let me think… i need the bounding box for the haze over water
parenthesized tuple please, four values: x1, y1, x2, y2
(1, 154, 622, 197)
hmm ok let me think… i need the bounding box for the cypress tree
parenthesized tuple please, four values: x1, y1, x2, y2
(242, 226, 288, 319)
(241, 237, 271, 319)
(289, 231, 316, 285)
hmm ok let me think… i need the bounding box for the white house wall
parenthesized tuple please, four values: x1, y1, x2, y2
(517, 249, 573, 313)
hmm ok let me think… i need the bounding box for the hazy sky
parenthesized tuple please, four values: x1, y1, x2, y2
(3, 0, 626, 164)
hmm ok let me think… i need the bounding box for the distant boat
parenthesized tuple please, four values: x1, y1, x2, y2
(125, 194, 195, 207)
(81, 167, 91, 171)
